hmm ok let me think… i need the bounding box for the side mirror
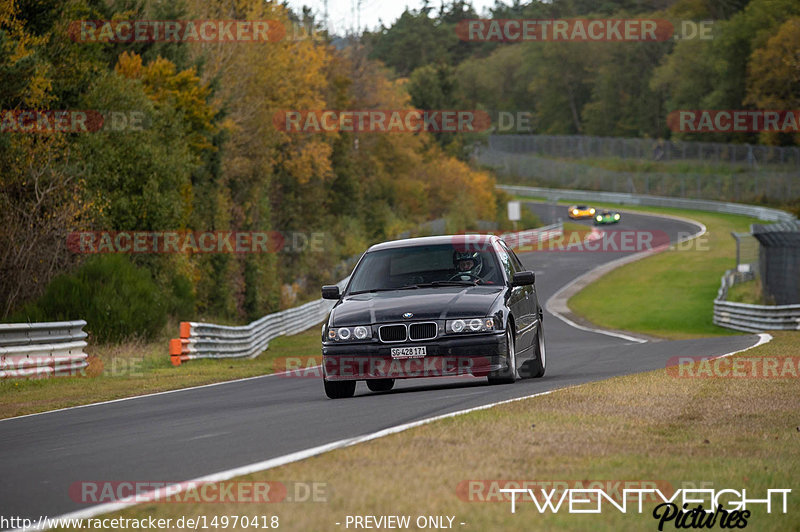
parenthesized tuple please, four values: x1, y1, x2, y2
(321, 285, 341, 300)
(511, 271, 535, 287)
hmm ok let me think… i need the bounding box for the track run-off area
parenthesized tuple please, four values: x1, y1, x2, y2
(0, 204, 765, 528)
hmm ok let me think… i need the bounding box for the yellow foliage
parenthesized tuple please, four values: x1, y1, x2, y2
(282, 141, 333, 184)
(115, 52, 218, 152)
(745, 18, 800, 109)
(0, 0, 52, 107)
(745, 18, 800, 144)
(114, 51, 143, 79)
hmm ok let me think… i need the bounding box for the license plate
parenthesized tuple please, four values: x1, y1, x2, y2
(391, 346, 427, 359)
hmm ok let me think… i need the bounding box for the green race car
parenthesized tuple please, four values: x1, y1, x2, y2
(594, 210, 621, 225)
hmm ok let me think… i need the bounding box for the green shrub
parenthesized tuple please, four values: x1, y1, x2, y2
(12, 255, 167, 343)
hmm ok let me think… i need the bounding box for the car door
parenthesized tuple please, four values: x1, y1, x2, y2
(507, 244, 541, 350)
(495, 241, 535, 357)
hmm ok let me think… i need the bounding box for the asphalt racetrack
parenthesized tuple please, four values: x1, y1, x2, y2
(0, 203, 760, 525)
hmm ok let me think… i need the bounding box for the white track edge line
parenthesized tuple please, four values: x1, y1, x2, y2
(18, 331, 772, 531)
(0, 365, 321, 424)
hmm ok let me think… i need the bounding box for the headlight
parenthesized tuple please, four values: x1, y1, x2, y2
(446, 317, 496, 334)
(590, 208, 596, 214)
(596, 216, 602, 221)
(327, 326, 372, 342)
(572, 209, 578, 214)
(614, 214, 620, 220)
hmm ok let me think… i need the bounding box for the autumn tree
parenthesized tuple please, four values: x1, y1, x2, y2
(745, 18, 800, 145)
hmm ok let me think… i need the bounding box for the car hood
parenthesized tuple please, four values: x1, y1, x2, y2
(331, 286, 504, 325)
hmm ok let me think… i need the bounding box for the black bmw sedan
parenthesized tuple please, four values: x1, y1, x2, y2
(320, 234, 546, 399)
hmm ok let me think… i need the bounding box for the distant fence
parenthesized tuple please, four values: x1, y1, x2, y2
(732, 232, 760, 274)
(0, 321, 88, 378)
(486, 134, 800, 168)
(168, 223, 564, 365)
(480, 135, 800, 203)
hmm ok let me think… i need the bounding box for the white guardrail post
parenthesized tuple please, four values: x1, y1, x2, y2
(169, 224, 565, 365)
(0, 321, 89, 378)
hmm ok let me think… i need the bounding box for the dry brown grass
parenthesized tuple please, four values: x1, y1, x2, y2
(79, 332, 800, 532)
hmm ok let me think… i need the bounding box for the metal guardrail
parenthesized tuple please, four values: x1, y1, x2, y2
(169, 298, 335, 365)
(713, 269, 800, 333)
(169, 224, 564, 365)
(499, 185, 796, 223)
(501, 221, 563, 249)
(0, 321, 89, 378)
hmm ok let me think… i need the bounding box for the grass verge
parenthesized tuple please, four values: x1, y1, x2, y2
(87, 331, 800, 532)
(0, 326, 322, 420)
(727, 279, 766, 305)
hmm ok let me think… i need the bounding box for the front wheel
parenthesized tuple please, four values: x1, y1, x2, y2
(522, 325, 546, 379)
(324, 379, 356, 399)
(488, 328, 517, 385)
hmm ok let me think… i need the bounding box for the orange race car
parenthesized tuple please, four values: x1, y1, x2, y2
(567, 205, 596, 219)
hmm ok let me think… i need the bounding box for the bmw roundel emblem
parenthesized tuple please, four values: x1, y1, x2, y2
(403, 312, 413, 319)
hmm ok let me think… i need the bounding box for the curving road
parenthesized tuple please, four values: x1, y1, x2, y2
(0, 204, 760, 526)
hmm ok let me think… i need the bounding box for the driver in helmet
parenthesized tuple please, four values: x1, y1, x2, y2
(453, 251, 483, 279)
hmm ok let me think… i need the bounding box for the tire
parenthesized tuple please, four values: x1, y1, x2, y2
(323, 379, 356, 399)
(366, 379, 395, 392)
(488, 328, 517, 385)
(525, 324, 546, 379)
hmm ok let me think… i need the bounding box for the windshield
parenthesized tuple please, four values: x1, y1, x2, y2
(347, 244, 502, 294)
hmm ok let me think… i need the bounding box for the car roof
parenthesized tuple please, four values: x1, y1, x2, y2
(366, 234, 500, 252)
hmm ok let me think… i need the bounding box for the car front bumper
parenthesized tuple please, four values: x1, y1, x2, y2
(322, 331, 507, 380)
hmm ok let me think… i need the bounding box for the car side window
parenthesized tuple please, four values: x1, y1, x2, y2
(507, 246, 525, 273)
(494, 241, 515, 281)
(502, 241, 524, 271)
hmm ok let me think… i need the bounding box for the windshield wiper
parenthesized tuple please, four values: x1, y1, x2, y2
(411, 280, 480, 288)
(349, 280, 480, 295)
(348, 286, 420, 295)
